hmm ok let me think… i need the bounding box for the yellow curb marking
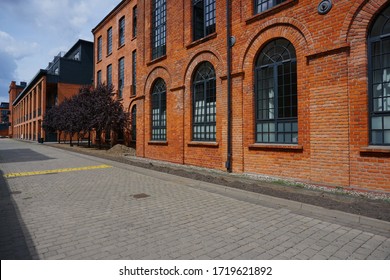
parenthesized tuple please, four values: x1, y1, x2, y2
(3, 164, 112, 178)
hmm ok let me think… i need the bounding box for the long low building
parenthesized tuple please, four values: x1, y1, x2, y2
(10, 40, 93, 142)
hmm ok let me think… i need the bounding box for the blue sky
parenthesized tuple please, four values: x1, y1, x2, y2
(0, 0, 119, 103)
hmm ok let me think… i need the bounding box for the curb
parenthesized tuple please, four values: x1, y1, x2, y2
(190, 180, 390, 233)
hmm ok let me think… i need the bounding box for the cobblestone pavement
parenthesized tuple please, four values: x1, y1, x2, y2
(1, 139, 389, 260)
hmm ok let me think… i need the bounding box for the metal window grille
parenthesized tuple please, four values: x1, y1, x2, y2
(97, 36, 102, 61)
(369, 5, 390, 145)
(152, 0, 166, 59)
(255, 38, 298, 144)
(151, 79, 167, 140)
(107, 27, 112, 55)
(132, 50, 137, 96)
(254, 0, 286, 14)
(133, 6, 137, 38)
(192, 62, 216, 141)
(193, 0, 216, 41)
(107, 64, 112, 86)
(118, 57, 125, 98)
(119, 17, 125, 46)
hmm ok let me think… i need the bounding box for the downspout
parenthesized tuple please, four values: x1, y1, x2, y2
(225, 0, 233, 172)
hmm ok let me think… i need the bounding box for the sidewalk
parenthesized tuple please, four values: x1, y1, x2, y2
(47, 142, 390, 230)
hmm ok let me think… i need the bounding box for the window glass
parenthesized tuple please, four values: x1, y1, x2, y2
(369, 5, 390, 145)
(151, 79, 167, 140)
(193, 62, 216, 141)
(255, 38, 298, 144)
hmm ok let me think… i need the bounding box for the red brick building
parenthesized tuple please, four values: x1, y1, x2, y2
(93, 0, 138, 145)
(94, 0, 390, 192)
(11, 40, 93, 142)
(8, 82, 26, 137)
(0, 102, 11, 137)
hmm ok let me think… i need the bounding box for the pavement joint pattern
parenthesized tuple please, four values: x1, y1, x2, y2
(1, 139, 390, 260)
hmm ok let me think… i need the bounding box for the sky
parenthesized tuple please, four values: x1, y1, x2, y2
(0, 0, 120, 104)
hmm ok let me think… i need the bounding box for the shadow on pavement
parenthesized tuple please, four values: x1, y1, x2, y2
(0, 149, 54, 163)
(0, 170, 37, 259)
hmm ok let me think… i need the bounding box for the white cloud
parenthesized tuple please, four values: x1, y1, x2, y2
(0, 0, 119, 103)
(0, 30, 39, 60)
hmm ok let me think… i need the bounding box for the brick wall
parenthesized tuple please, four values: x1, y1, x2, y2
(96, 0, 390, 191)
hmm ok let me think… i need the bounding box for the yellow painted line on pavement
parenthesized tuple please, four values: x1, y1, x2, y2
(3, 164, 112, 178)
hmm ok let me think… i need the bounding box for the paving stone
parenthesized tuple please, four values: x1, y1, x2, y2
(1, 140, 390, 260)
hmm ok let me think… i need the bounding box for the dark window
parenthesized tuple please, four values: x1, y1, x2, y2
(131, 105, 137, 141)
(369, 5, 390, 145)
(119, 16, 125, 47)
(255, 38, 298, 143)
(107, 64, 112, 86)
(193, 0, 216, 41)
(254, 0, 286, 14)
(151, 79, 167, 140)
(192, 62, 216, 141)
(132, 50, 137, 96)
(152, 0, 166, 60)
(118, 57, 125, 98)
(107, 27, 112, 55)
(97, 36, 102, 61)
(133, 6, 137, 38)
(97, 70, 102, 85)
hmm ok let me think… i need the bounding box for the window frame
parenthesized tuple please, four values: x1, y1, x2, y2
(131, 105, 137, 141)
(192, 61, 217, 142)
(133, 6, 138, 38)
(97, 36, 102, 61)
(151, 0, 167, 60)
(107, 27, 113, 55)
(97, 70, 102, 85)
(106, 64, 112, 86)
(119, 16, 125, 47)
(151, 78, 167, 141)
(254, 0, 287, 15)
(118, 57, 125, 99)
(192, 0, 216, 41)
(132, 50, 137, 96)
(368, 5, 390, 146)
(254, 38, 298, 144)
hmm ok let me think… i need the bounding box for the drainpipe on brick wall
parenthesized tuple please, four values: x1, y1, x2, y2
(225, 0, 232, 173)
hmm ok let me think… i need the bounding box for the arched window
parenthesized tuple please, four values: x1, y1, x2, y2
(131, 105, 136, 141)
(151, 78, 167, 140)
(369, 5, 390, 145)
(193, 61, 216, 141)
(255, 38, 297, 143)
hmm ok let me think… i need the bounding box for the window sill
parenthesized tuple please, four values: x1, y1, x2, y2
(360, 146, 390, 156)
(187, 141, 219, 148)
(148, 140, 168, 146)
(186, 33, 217, 49)
(248, 143, 303, 152)
(147, 55, 167, 67)
(246, 0, 297, 25)
(118, 44, 125, 50)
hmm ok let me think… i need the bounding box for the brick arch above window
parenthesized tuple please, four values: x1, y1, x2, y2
(343, 0, 389, 43)
(240, 19, 313, 72)
(143, 66, 172, 96)
(183, 50, 224, 90)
